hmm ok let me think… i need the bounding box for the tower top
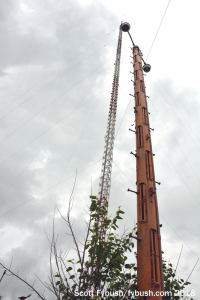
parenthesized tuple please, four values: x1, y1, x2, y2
(121, 22, 131, 32)
(122, 22, 152, 72)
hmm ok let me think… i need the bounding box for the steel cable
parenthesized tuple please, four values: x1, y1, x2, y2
(146, 0, 171, 60)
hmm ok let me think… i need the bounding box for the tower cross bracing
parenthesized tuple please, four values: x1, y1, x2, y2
(98, 25, 122, 204)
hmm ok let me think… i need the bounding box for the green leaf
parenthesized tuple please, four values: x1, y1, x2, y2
(90, 196, 97, 199)
(125, 273, 131, 279)
(71, 283, 77, 290)
(125, 264, 132, 269)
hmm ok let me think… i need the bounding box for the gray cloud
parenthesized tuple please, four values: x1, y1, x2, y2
(0, 0, 199, 299)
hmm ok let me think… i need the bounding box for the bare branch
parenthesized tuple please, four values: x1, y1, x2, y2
(9, 257, 13, 271)
(0, 262, 45, 300)
(0, 270, 6, 283)
(175, 245, 183, 276)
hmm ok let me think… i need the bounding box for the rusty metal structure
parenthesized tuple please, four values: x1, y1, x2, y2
(122, 23, 164, 299)
(94, 21, 165, 298)
(133, 46, 164, 299)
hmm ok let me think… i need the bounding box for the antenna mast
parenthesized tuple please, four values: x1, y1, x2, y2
(122, 22, 164, 298)
(90, 25, 123, 293)
(98, 25, 122, 205)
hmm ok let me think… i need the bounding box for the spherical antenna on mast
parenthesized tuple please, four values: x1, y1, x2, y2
(143, 63, 151, 73)
(121, 22, 131, 32)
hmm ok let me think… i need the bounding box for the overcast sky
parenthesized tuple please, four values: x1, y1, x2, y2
(0, 0, 200, 299)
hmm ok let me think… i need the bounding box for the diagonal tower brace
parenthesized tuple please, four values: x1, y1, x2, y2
(98, 25, 122, 206)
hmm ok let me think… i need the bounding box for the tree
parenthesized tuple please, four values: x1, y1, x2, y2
(48, 195, 137, 299)
(163, 260, 194, 300)
(48, 195, 193, 300)
(0, 191, 194, 300)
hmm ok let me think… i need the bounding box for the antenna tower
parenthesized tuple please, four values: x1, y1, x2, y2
(98, 25, 122, 204)
(97, 25, 122, 240)
(121, 22, 165, 298)
(90, 26, 123, 293)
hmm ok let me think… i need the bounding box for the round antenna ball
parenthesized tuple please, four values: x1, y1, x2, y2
(121, 22, 131, 32)
(143, 64, 151, 73)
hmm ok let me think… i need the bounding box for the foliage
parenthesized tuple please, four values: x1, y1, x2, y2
(53, 196, 137, 299)
(163, 259, 194, 300)
(52, 196, 193, 300)
(0, 194, 194, 300)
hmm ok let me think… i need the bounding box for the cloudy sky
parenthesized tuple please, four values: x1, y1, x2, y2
(0, 0, 200, 299)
